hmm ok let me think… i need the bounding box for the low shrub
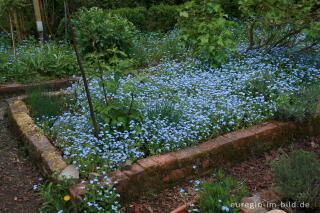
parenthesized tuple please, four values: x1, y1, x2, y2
(109, 5, 181, 32)
(110, 7, 148, 32)
(148, 4, 180, 32)
(275, 84, 320, 122)
(73, 7, 138, 61)
(271, 150, 320, 208)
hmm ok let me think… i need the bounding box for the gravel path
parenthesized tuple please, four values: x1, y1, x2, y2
(0, 97, 42, 213)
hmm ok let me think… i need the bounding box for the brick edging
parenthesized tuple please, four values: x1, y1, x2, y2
(7, 97, 69, 178)
(0, 78, 80, 96)
(8, 92, 320, 204)
(70, 114, 320, 203)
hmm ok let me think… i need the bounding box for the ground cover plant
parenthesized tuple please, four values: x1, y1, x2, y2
(0, 39, 78, 84)
(37, 39, 320, 178)
(7, 0, 320, 212)
(31, 10, 320, 211)
(184, 169, 247, 213)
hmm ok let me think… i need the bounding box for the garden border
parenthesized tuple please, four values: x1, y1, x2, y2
(7, 94, 320, 205)
(0, 78, 80, 96)
(70, 109, 320, 204)
(7, 93, 78, 181)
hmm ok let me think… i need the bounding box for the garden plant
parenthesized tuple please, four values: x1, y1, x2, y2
(1, 0, 320, 212)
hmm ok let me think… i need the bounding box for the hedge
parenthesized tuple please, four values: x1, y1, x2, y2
(110, 5, 181, 32)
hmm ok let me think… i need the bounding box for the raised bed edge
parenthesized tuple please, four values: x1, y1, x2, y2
(7, 96, 72, 179)
(71, 113, 320, 203)
(7, 93, 320, 204)
(0, 77, 80, 96)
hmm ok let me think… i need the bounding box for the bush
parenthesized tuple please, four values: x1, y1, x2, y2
(271, 150, 320, 208)
(73, 7, 138, 60)
(109, 5, 181, 32)
(177, 1, 237, 65)
(191, 169, 247, 212)
(148, 4, 180, 32)
(275, 84, 320, 122)
(110, 7, 148, 31)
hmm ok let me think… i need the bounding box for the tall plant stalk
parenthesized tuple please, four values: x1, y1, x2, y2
(65, 0, 100, 138)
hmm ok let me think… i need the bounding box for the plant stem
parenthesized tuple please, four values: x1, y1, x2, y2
(65, 0, 100, 139)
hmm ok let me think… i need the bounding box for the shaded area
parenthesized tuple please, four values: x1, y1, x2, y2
(0, 98, 42, 213)
(125, 136, 320, 213)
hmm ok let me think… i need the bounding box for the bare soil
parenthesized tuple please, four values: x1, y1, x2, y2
(124, 136, 320, 213)
(0, 98, 42, 213)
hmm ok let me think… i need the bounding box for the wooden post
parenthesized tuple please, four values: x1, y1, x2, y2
(32, 0, 43, 41)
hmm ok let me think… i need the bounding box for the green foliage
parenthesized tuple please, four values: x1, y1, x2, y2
(238, 0, 320, 53)
(147, 101, 183, 124)
(275, 84, 320, 122)
(110, 7, 148, 31)
(194, 169, 247, 212)
(110, 5, 180, 32)
(90, 57, 144, 131)
(38, 177, 75, 212)
(177, 0, 238, 65)
(148, 4, 180, 32)
(244, 71, 275, 101)
(131, 30, 187, 67)
(2, 40, 78, 83)
(271, 150, 320, 208)
(73, 7, 138, 61)
(77, 180, 120, 212)
(25, 87, 62, 119)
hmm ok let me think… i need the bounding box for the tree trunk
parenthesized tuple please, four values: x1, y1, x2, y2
(13, 8, 21, 40)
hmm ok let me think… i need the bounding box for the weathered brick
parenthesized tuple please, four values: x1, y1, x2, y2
(162, 168, 190, 183)
(69, 183, 86, 203)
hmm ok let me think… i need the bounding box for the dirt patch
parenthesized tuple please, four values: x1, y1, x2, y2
(125, 136, 320, 213)
(0, 98, 42, 213)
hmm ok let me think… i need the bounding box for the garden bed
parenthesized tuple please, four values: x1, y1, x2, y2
(0, 78, 79, 96)
(7, 92, 320, 204)
(7, 44, 320, 207)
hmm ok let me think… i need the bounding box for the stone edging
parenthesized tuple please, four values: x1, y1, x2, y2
(0, 78, 79, 96)
(7, 95, 78, 180)
(70, 115, 320, 203)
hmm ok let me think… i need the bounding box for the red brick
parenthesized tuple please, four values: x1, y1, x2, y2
(104, 170, 129, 186)
(162, 168, 189, 183)
(137, 157, 158, 170)
(170, 146, 207, 168)
(69, 183, 86, 202)
(122, 163, 145, 178)
(199, 135, 232, 152)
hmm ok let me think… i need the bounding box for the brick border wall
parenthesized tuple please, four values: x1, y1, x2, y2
(69, 114, 320, 203)
(7, 93, 320, 204)
(7, 96, 69, 178)
(0, 78, 79, 96)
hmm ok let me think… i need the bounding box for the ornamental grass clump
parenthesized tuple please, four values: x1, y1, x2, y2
(271, 150, 320, 208)
(25, 87, 62, 120)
